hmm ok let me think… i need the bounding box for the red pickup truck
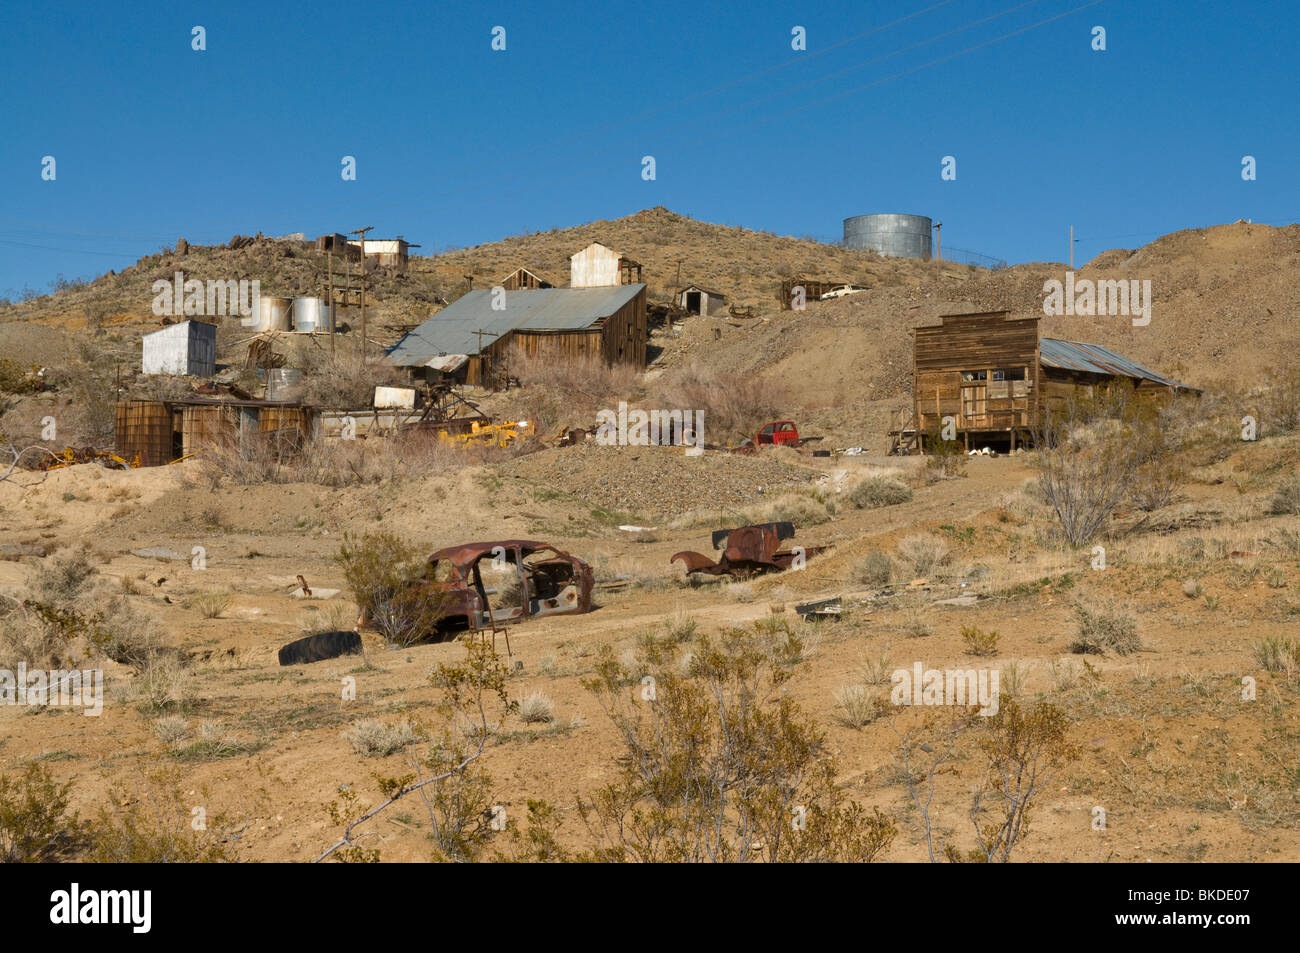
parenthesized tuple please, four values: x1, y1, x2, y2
(739, 421, 822, 452)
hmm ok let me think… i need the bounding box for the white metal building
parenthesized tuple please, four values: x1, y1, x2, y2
(142, 320, 217, 377)
(569, 242, 642, 288)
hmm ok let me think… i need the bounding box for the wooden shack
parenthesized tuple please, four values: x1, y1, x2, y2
(778, 278, 849, 310)
(677, 285, 727, 317)
(115, 398, 316, 465)
(388, 284, 648, 388)
(899, 311, 1197, 452)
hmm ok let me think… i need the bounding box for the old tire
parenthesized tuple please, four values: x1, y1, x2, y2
(278, 630, 362, 666)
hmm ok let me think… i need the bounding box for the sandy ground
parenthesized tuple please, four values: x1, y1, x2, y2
(2, 438, 1298, 862)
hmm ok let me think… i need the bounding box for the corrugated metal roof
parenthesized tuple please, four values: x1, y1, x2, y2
(1040, 338, 1193, 390)
(387, 284, 644, 366)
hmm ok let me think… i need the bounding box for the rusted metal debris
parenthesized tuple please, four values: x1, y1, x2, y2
(38, 447, 139, 471)
(728, 304, 756, 319)
(404, 540, 595, 640)
(671, 522, 824, 578)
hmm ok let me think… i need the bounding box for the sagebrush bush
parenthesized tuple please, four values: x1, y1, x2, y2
(961, 625, 1000, 657)
(190, 590, 232, 620)
(343, 718, 420, 757)
(898, 534, 949, 576)
(853, 550, 893, 587)
(1270, 476, 1300, 515)
(848, 476, 912, 509)
(1069, 601, 1140, 655)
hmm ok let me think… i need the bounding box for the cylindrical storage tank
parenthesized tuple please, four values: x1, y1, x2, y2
(114, 400, 174, 467)
(291, 296, 331, 333)
(843, 213, 933, 260)
(265, 368, 304, 401)
(248, 296, 292, 331)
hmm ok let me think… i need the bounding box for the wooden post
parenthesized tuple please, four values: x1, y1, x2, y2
(352, 226, 374, 363)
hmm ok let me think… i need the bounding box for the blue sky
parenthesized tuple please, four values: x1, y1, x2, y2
(2, 0, 1296, 294)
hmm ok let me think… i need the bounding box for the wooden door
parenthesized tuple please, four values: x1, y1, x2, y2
(961, 384, 988, 426)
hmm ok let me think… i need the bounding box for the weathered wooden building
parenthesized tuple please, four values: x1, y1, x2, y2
(570, 242, 642, 288)
(677, 285, 727, 316)
(387, 284, 648, 388)
(777, 278, 849, 310)
(115, 398, 315, 465)
(500, 267, 555, 290)
(901, 310, 1197, 452)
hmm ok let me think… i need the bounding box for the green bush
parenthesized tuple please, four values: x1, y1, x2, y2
(847, 476, 913, 509)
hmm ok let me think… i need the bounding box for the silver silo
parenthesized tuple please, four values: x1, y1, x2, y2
(291, 296, 331, 333)
(843, 213, 933, 260)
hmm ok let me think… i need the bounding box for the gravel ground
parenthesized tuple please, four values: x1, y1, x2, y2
(504, 442, 818, 519)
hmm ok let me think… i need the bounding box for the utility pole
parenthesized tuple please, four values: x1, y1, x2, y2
(326, 246, 335, 359)
(1069, 225, 1074, 269)
(933, 222, 942, 262)
(352, 226, 374, 362)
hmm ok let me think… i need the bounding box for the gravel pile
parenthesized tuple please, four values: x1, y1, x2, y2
(506, 443, 817, 519)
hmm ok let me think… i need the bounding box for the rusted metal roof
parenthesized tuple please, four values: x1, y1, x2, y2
(1039, 338, 1195, 390)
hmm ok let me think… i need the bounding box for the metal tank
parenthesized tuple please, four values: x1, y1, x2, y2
(843, 213, 933, 260)
(241, 295, 292, 331)
(291, 296, 331, 333)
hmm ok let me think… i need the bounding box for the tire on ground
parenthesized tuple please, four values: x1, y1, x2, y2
(278, 630, 363, 666)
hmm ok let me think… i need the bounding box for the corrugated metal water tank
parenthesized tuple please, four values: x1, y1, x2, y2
(291, 297, 331, 333)
(843, 213, 933, 260)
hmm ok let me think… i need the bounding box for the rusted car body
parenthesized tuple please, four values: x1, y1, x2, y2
(671, 522, 824, 578)
(419, 540, 594, 637)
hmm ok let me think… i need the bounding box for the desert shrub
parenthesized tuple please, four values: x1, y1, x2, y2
(336, 531, 448, 646)
(518, 692, 556, 724)
(848, 476, 913, 509)
(854, 550, 892, 587)
(1261, 364, 1300, 433)
(190, 590, 232, 619)
(648, 363, 790, 440)
(29, 549, 97, 607)
(898, 534, 949, 576)
(136, 653, 193, 712)
(343, 718, 420, 757)
(961, 626, 1000, 657)
(1271, 476, 1300, 515)
(900, 609, 934, 638)
(0, 763, 80, 862)
(299, 348, 407, 411)
(1034, 392, 1163, 544)
(923, 426, 968, 482)
(152, 715, 191, 746)
(856, 650, 894, 686)
(663, 610, 698, 643)
(1068, 600, 1140, 655)
(86, 771, 230, 862)
(578, 620, 897, 862)
(944, 697, 1079, 863)
(510, 348, 644, 432)
(832, 684, 887, 728)
(1252, 636, 1300, 675)
(298, 603, 354, 636)
(1130, 460, 1184, 512)
(0, 358, 46, 395)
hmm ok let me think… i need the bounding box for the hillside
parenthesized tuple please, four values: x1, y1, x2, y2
(2, 210, 1298, 451)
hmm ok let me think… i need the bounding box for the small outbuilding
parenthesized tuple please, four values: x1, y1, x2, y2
(142, 320, 217, 377)
(676, 285, 727, 317)
(570, 242, 642, 288)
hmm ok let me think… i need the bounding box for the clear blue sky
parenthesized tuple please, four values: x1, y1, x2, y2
(2, 0, 1296, 295)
